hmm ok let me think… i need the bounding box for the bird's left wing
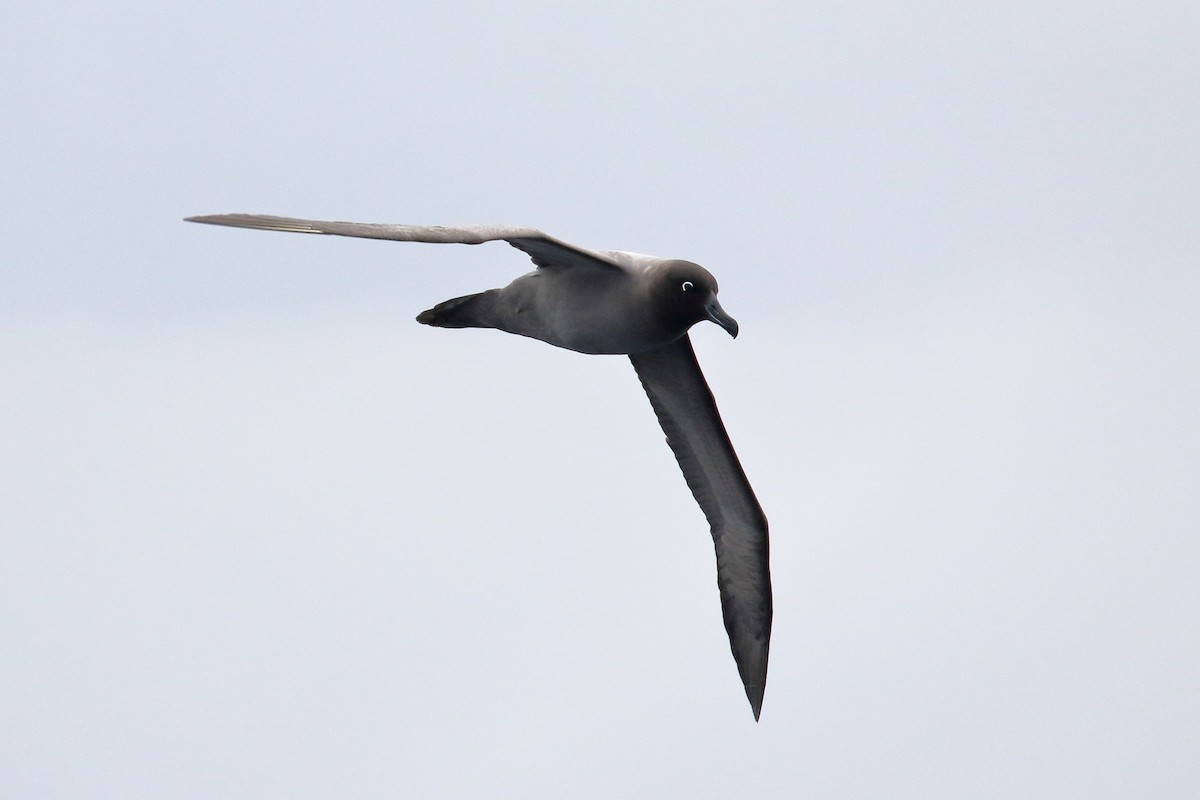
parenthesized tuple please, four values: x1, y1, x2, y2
(628, 335, 772, 720)
(184, 214, 618, 272)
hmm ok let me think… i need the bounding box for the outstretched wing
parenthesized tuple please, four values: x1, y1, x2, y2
(184, 213, 618, 272)
(629, 334, 772, 721)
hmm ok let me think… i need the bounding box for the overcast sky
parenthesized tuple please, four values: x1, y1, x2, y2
(2, 2, 1197, 797)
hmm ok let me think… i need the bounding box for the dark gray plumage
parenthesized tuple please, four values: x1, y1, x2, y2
(185, 213, 772, 720)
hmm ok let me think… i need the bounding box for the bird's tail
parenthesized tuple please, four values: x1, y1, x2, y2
(416, 290, 499, 329)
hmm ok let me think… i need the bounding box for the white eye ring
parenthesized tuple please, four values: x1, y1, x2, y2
(681, 281, 694, 292)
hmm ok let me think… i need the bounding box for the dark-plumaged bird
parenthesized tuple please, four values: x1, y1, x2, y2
(185, 213, 772, 720)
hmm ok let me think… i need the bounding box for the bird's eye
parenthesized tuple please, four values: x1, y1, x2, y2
(681, 281, 694, 292)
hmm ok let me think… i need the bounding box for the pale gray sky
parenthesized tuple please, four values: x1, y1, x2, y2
(2, 2, 1197, 797)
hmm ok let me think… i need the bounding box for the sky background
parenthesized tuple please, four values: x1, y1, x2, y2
(3, 1, 1198, 797)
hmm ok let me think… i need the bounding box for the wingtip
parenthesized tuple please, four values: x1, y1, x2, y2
(184, 214, 235, 226)
(747, 685, 765, 722)
(185, 213, 246, 227)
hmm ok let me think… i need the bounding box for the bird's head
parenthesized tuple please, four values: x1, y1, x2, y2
(652, 259, 739, 339)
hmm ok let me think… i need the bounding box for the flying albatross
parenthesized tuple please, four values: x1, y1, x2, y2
(185, 213, 773, 720)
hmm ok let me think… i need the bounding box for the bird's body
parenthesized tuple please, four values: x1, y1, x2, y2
(421, 255, 730, 355)
(185, 213, 772, 720)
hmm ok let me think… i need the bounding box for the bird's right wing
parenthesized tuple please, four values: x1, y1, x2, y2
(629, 334, 772, 720)
(184, 214, 618, 272)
